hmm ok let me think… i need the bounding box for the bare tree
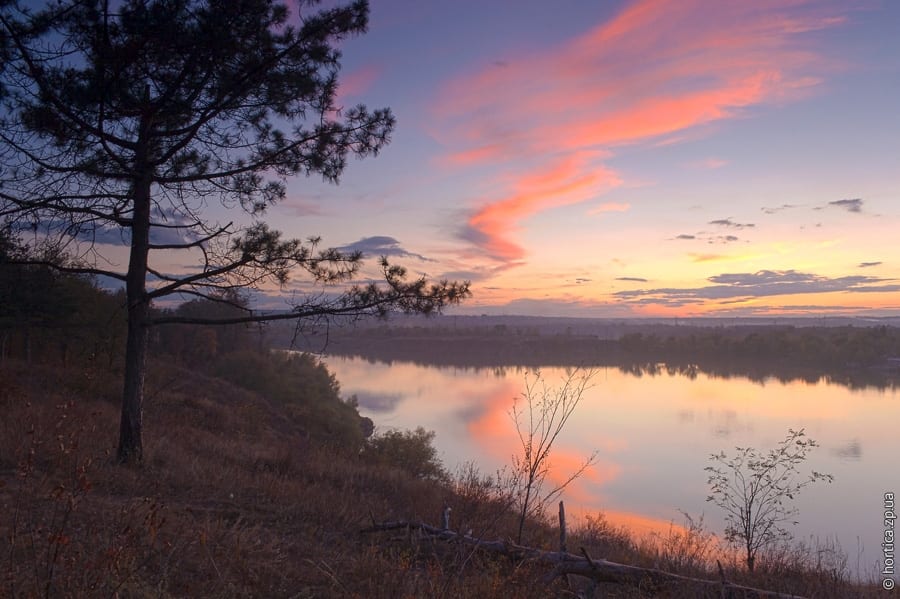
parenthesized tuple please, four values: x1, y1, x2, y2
(705, 428, 833, 572)
(0, 0, 469, 463)
(510, 369, 597, 544)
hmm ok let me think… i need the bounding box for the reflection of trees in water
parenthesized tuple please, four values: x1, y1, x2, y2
(608, 360, 897, 390)
(617, 359, 898, 391)
(294, 325, 900, 391)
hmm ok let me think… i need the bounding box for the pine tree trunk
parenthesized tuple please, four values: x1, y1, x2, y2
(118, 295, 149, 463)
(117, 167, 153, 464)
(24, 325, 31, 365)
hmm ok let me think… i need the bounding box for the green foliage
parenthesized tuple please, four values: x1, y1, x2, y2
(154, 294, 261, 366)
(0, 233, 75, 331)
(365, 427, 448, 481)
(705, 428, 833, 572)
(212, 350, 367, 449)
(0, 230, 127, 367)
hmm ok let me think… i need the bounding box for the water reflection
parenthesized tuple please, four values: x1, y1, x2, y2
(312, 329, 900, 390)
(352, 390, 404, 413)
(832, 439, 863, 461)
(327, 356, 900, 570)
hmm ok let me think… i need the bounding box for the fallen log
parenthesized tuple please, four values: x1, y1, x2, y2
(361, 520, 806, 598)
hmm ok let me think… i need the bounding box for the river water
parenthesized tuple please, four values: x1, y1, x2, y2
(324, 356, 898, 577)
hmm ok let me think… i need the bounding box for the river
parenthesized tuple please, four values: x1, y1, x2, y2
(324, 356, 898, 578)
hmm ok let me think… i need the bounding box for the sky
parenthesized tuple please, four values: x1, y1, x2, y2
(262, 0, 900, 317)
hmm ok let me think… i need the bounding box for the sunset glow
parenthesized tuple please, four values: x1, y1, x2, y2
(265, 0, 900, 317)
(328, 358, 900, 557)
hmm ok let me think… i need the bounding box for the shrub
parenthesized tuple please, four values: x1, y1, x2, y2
(211, 350, 368, 449)
(365, 427, 447, 481)
(705, 428, 833, 572)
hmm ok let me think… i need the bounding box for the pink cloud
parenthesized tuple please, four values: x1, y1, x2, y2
(441, 143, 508, 167)
(335, 65, 381, 107)
(691, 158, 729, 170)
(461, 152, 621, 261)
(434, 0, 845, 264)
(589, 202, 630, 215)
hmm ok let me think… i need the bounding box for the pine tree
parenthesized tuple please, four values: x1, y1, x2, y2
(0, 0, 468, 462)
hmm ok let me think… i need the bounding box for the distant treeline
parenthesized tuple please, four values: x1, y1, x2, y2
(281, 323, 900, 390)
(1, 232, 371, 446)
(1, 236, 127, 368)
(1, 228, 269, 368)
(0, 252, 261, 369)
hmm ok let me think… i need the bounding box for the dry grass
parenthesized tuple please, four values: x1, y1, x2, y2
(0, 359, 884, 598)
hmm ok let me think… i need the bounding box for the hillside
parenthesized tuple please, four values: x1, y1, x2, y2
(0, 351, 883, 598)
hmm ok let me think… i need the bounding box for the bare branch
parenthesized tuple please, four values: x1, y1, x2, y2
(3, 257, 126, 281)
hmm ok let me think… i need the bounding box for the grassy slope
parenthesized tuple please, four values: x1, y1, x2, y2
(0, 358, 544, 597)
(0, 358, 882, 598)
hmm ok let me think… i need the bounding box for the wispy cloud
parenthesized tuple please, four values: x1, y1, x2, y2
(280, 199, 326, 217)
(845, 284, 900, 293)
(51, 208, 203, 247)
(458, 152, 621, 261)
(690, 157, 728, 169)
(828, 198, 864, 213)
(335, 64, 381, 106)
(434, 0, 845, 266)
(589, 201, 631, 215)
(690, 253, 729, 263)
(615, 269, 897, 307)
(675, 231, 740, 244)
(709, 218, 755, 229)
(616, 276, 649, 283)
(761, 203, 799, 214)
(859, 261, 882, 268)
(337, 236, 435, 262)
(436, 261, 523, 283)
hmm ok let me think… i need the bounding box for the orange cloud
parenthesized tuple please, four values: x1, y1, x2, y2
(462, 152, 621, 261)
(589, 202, 630, 215)
(690, 253, 728, 263)
(435, 0, 844, 265)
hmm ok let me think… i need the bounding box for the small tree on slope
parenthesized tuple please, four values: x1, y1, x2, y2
(705, 428, 833, 572)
